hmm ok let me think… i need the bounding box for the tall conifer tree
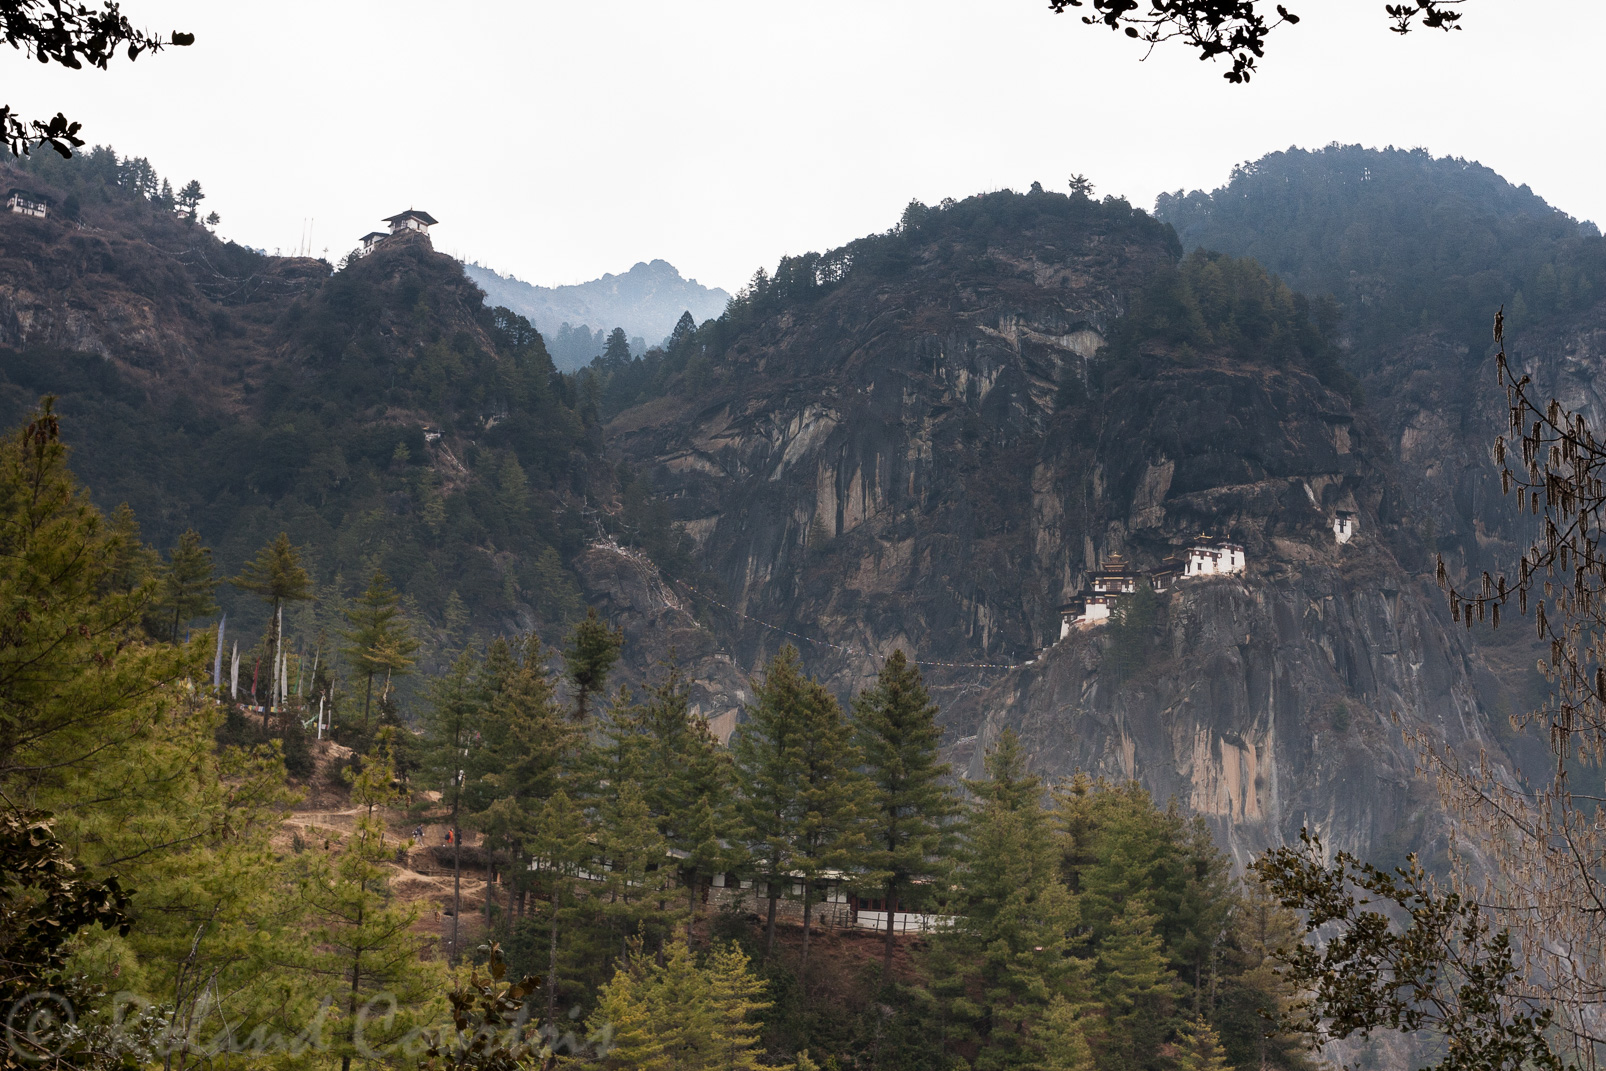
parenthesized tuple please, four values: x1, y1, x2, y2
(939, 729, 1086, 1068)
(731, 646, 809, 961)
(791, 675, 870, 976)
(852, 649, 956, 974)
(421, 648, 484, 963)
(632, 666, 739, 938)
(563, 607, 622, 723)
(231, 532, 312, 724)
(340, 569, 418, 731)
(156, 528, 217, 643)
(1094, 898, 1182, 1071)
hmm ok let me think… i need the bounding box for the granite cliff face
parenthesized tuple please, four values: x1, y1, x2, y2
(610, 192, 1514, 864)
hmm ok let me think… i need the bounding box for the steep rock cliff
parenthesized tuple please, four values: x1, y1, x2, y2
(612, 191, 1513, 863)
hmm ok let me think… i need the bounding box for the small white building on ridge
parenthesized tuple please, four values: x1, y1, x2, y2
(6, 188, 48, 218)
(384, 208, 437, 235)
(356, 210, 438, 258)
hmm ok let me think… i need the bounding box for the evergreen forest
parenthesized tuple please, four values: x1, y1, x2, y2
(0, 402, 1318, 1071)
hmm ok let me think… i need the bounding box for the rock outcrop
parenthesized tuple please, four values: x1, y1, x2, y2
(611, 191, 1514, 865)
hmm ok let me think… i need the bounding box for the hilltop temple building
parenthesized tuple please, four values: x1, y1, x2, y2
(1060, 537, 1245, 637)
(357, 209, 438, 257)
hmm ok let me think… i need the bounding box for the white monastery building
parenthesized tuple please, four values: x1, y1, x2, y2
(1060, 537, 1245, 636)
(357, 209, 438, 257)
(6, 188, 48, 218)
(384, 208, 437, 235)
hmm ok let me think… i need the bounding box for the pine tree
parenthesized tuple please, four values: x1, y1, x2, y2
(156, 528, 218, 643)
(49, 687, 313, 1053)
(421, 648, 485, 964)
(563, 607, 622, 722)
(581, 938, 770, 1071)
(595, 779, 681, 963)
(852, 650, 957, 975)
(603, 327, 632, 363)
(939, 729, 1087, 1069)
(300, 732, 440, 1071)
(1174, 1016, 1234, 1071)
(231, 532, 313, 724)
(1094, 898, 1182, 1071)
(1213, 878, 1314, 1071)
(176, 179, 204, 220)
(103, 502, 159, 595)
(705, 942, 771, 1071)
(1039, 995, 1096, 1071)
(731, 646, 809, 961)
(791, 675, 870, 977)
(340, 569, 419, 731)
(527, 789, 592, 1027)
(478, 635, 573, 807)
(630, 666, 738, 939)
(0, 401, 188, 792)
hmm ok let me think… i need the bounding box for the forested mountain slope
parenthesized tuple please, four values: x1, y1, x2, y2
(603, 188, 1522, 863)
(1154, 146, 1606, 591)
(0, 151, 747, 717)
(0, 148, 1546, 868)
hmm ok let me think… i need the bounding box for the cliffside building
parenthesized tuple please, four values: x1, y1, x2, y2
(1060, 538, 1246, 636)
(1060, 553, 1139, 636)
(1334, 510, 1357, 544)
(6, 188, 48, 218)
(1184, 537, 1245, 577)
(359, 230, 389, 256)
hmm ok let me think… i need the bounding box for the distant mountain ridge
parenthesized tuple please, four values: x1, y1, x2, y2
(464, 258, 730, 370)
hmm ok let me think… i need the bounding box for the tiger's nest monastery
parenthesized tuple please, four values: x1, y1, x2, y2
(1059, 537, 1245, 637)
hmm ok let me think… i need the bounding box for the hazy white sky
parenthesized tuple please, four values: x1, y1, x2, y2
(7, 1, 1602, 293)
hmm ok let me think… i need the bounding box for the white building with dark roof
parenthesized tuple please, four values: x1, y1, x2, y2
(383, 209, 437, 235)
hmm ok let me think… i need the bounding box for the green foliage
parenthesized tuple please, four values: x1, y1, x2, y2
(1155, 145, 1606, 356)
(152, 528, 218, 643)
(1101, 250, 1355, 399)
(300, 733, 441, 1069)
(340, 568, 419, 731)
(1093, 899, 1182, 1071)
(1174, 1016, 1234, 1071)
(579, 939, 771, 1071)
(1251, 830, 1559, 1071)
(1106, 581, 1159, 681)
(851, 650, 956, 971)
(0, 400, 190, 793)
(0, 159, 611, 678)
(789, 670, 871, 974)
(563, 607, 622, 723)
(603, 665, 739, 936)
(231, 530, 313, 607)
(585, 188, 1179, 420)
(937, 729, 1085, 1070)
(731, 646, 813, 957)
